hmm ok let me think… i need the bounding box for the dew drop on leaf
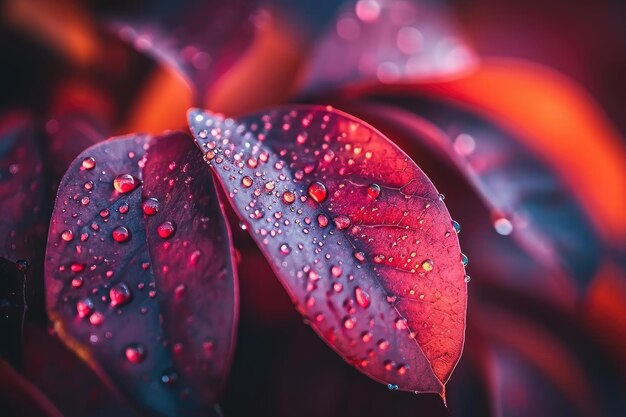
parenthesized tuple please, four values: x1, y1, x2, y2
(112, 226, 130, 243)
(125, 343, 146, 364)
(142, 198, 160, 216)
(307, 181, 328, 203)
(157, 221, 176, 239)
(109, 283, 132, 307)
(113, 174, 140, 194)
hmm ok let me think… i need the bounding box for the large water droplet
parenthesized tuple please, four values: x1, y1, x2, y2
(241, 176, 253, 188)
(110, 283, 132, 307)
(113, 174, 140, 194)
(112, 226, 130, 243)
(308, 182, 328, 203)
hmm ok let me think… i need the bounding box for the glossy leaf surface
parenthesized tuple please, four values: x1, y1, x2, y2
(188, 106, 467, 395)
(45, 132, 237, 417)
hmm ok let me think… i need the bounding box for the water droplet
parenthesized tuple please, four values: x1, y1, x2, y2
(331, 265, 342, 277)
(279, 243, 291, 255)
(77, 298, 94, 318)
(438, 193, 445, 201)
(112, 226, 130, 243)
(464, 274, 471, 283)
(157, 221, 176, 239)
(241, 176, 253, 188)
(493, 216, 514, 236)
(15, 259, 29, 273)
(367, 183, 381, 199)
(70, 263, 85, 273)
(421, 259, 434, 271)
(61, 230, 74, 242)
(125, 343, 146, 363)
(113, 174, 140, 194)
(118, 202, 129, 214)
(461, 253, 469, 266)
(343, 316, 356, 329)
(388, 384, 399, 390)
(161, 370, 179, 386)
(355, 287, 370, 308)
(142, 198, 160, 216)
(354, 251, 366, 263)
(110, 283, 132, 307)
(308, 182, 328, 203)
(333, 215, 351, 230)
(317, 214, 329, 227)
(377, 339, 390, 350)
(89, 312, 104, 326)
(264, 181, 276, 193)
(451, 220, 461, 234)
(282, 191, 296, 204)
(99, 208, 110, 218)
(82, 157, 96, 170)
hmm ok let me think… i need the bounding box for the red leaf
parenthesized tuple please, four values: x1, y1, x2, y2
(45, 132, 237, 417)
(188, 106, 467, 396)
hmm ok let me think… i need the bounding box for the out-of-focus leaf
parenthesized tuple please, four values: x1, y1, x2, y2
(0, 112, 49, 320)
(109, 0, 260, 99)
(327, 84, 602, 293)
(189, 106, 467, 396)
(300, 0, 478, 94)
(405, 60, 626, 248)
(0, 358, 65, 417)
(0, 257, 26, 366)
(45, 132, 237, 417)
(23, 325, 142, 417)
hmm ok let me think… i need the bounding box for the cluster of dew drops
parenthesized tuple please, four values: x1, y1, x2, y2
(57, 153, 192, 386)
(192, 108, 472, 384)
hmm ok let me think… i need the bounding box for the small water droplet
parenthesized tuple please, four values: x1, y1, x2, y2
(367, 183, 381, 199)
(15, 259, 28, 273)
(493, 216, 514, 236)
(354, 251, 366, 263)
(308, 182, 328, 203)
(461, 253, 469, 266)
(282, 191, 296, 204)
(377, 339, 390, 350)
(388, 384, 399, 391)
(113, 174, 140, 194)
(451, 220, 461, 234)
(89, 312, 104, 326)
(112, 226, 130, 243)
(161, 370, 179, 386)
(110, 283, 132, 307)
(333, 215, 351, 230)
(421, 259, 434, 271)
(61, 230, 74, 242)
(142, 198, 160, 216)
(331, 265, 342, 277)
(464, 274, 471, 283)
(157, 221, 176, 239)
(125, 343, 146, 363)
(343, 316, 356, 329)
(241, 176, 253, 188)
(317, 214, 329, 227)
(77, 298, 94, 318)
(355, 287, 370, 308)
(279, 243, 291, 255)
(82, 157, 96, 170)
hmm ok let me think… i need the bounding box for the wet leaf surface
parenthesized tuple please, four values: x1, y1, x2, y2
(189, 105, 467, 396)
(45, 132, 237, 417)
(331, 94, 601, 292)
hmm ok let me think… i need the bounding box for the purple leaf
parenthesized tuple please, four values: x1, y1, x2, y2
(188, 105, 467, 397)
(45, 132, 237, 417)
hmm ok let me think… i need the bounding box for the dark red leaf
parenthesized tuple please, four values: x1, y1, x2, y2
(0, 258, 26, 366)
(188, 106, 467, 396)
(45, 132, 237, 417)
